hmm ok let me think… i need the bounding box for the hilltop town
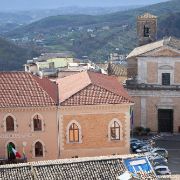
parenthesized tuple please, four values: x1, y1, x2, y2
(0, 0, 180, 179)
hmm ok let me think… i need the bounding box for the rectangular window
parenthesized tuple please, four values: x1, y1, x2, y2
(144, 26, 150, 37)
(162, 73, 170, 85)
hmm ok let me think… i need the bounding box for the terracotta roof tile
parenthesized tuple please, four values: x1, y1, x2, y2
(57, 71, 132, 106)
(108, 63, 127, 77)
(0, 72, 57, 108)
(0, 155, 157, 180)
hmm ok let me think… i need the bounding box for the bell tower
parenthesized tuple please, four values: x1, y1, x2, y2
(137, 13, 157, 46)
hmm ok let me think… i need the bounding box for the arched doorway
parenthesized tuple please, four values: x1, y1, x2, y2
(7, 142, 16, 160)
(35, 141, 43, 157)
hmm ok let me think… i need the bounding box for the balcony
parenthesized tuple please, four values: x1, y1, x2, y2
(124, 79, 180, 90)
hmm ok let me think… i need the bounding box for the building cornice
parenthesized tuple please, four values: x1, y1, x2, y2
(60, 104, 133, 115)
(0, 106, 57, 112)
(128, 89, 180, 97)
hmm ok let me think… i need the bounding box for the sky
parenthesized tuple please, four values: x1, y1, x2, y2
(0, 0, 169, 11)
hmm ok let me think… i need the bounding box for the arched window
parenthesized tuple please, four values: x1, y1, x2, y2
(110, 121, 120, 140)
(69, 123, 79, 142)
(33, 115, 42, 131)
(6, 116, 14, 131)
(35, 141, 43, 157)
(7, 142, 16, 160)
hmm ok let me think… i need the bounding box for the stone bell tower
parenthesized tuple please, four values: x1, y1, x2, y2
(137, 12, 157, 46)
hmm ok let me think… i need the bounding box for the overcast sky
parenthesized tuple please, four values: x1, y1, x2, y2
(0, 0, 169, 11)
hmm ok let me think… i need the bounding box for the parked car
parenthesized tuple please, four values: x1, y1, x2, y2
(130, 138, 140, 143)
(151, 156, 168, 166)
(154, 165, 171, 175)
(131, 142, 148, 152)
(151, 148, 168, 159)
(136, 145, 153, 153)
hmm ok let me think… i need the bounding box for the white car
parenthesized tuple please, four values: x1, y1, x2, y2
(151, 148, 168, 159)
(154, 165, 171, 175)
(135, 145, 153, 153)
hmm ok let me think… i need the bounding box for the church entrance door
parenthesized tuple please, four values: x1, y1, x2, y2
(158, 109, 173, 133)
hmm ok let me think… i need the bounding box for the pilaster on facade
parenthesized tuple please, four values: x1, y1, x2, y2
(140, 98, 147, 128)
(59, 115, 64, 151)
(125, 112, 130, 149)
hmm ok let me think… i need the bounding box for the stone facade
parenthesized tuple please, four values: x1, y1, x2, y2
(137, 13, 157, 46)
(59, 104, 130, 158)
(0, 71, 132, 162)
(126, 37, 180, 133)
(0, 107, 58, 162)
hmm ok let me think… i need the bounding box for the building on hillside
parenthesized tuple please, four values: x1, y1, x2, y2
(107, 63, 127, 83)
(24, 53, 74, 76)
(0, 71, 132, 162)
(109, 53, 127, 64)
(0, 72, 58, 162)
(57, 62, 97, 78)
(25, 53, 105, 79)
(126, 13, 180, 133)
(0, 154, 158, 180)
(57, 71, 133, 158)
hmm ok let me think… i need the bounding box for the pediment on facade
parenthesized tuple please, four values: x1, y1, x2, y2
(142, 47, 180, 57)
(158, 65, 173, 70)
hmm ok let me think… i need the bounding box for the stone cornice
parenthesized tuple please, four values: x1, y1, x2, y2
(128, 89, 180, 97)
(0, 106, 57, 112)
(60, 104, 133, 115)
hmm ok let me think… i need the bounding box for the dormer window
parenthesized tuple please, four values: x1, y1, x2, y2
(144, 25, 150, 37)
(162, 73, 170, 85)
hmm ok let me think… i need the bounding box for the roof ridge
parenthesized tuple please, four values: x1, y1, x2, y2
(60, 83, 92, 103)
(58, 71, 91, 103)
(29, 74, 57, 105)
(92, 83, 132, 103)
(87, 71, 132, 102)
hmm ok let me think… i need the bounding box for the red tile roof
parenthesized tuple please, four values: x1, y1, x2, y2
(57, 71, 132, 106)
(0, 72, 58, 108)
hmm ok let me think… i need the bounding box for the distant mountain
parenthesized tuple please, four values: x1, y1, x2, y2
(0, 37, 40, 71)
(0, 5, 142, 34)
(3, 0, 180, 65)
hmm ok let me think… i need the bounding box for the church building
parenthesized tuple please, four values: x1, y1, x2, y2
(126, 13, 180, 133)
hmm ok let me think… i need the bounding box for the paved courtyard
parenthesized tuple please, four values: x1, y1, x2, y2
(155, 134, 180, 174)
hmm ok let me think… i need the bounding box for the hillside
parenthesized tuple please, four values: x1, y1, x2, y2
(158, 12, 180, 38)
(0, 37, 40, 71)
(4, 0, 180, 62)
(0, 6, 142, 34)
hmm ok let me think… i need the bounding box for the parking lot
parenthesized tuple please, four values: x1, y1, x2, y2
(155, 135, 180, 174)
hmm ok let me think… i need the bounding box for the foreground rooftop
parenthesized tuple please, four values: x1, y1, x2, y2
(0, 155, 153, 180)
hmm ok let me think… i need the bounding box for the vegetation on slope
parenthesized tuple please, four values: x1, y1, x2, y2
(2, 0, 180, 68)
(0, 37, 40, 71)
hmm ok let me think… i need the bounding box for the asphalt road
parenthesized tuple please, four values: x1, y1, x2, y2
(155, 135, 180, 174)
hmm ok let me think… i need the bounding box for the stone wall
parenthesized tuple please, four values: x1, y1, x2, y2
(0, 107, 58, 162)
(60, 104, 131, 158)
